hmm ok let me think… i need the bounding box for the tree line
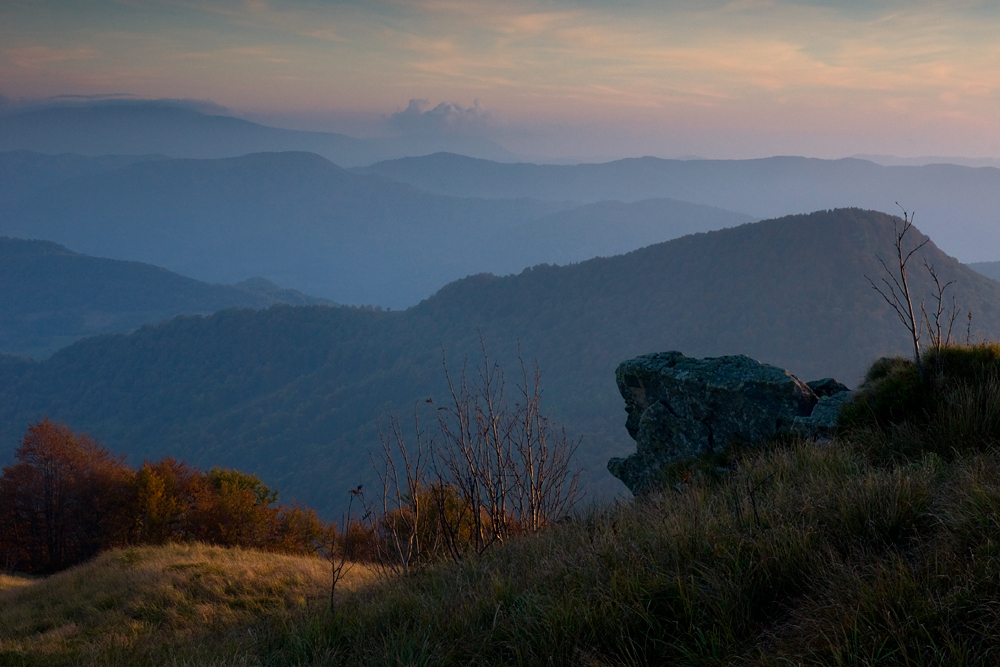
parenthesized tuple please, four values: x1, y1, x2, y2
(0, 418, 332, 573)
(1, 348, 582, 589)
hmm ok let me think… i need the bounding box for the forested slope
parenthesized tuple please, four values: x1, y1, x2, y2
(0, 151, 568, 307)
(0, 237, 331, 358)
(0, 151, 759, 308)
(2, 209, 997, 516)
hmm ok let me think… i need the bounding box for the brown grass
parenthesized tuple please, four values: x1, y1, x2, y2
(0, 572, 35, 592)
(0, 542, 372, 666)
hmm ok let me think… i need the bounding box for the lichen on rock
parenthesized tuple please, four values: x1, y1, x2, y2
(608, 351, 850, 495)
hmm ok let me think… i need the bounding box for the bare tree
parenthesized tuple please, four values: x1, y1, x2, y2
(431, 338, 580, 559)
(508, 354, 580, 533)
(434, 340, 512, 555)
(920, 260, 960, 355)
(866, 205, 929, 368)
(325, 486, 361, 616)
(362, 338, 581, 571)
(360, 410, 428, 579)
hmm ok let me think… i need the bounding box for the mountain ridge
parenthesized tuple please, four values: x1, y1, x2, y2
(2, 209, 997, 516)
(0, 103, 516, 166)
(0, 151, 758, 308)
(363, 152, 1000, 263)
(0, 236, 332, 359)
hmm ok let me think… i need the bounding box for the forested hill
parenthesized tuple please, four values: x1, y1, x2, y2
(2, 209, 998, 517)
(0, 151, 569, 307)
(0, 237, 331, 359)
(363, 153, 1000, 264)
(0, 151, 757, 308)
(0, 151, 168, 202)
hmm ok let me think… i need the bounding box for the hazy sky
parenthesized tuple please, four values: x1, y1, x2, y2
(2, 0, 1000, 159)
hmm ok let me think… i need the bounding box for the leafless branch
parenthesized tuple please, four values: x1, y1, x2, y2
(865, 205, 929, 367)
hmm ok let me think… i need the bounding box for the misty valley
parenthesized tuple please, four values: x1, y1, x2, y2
(5, 101, 1000, 665)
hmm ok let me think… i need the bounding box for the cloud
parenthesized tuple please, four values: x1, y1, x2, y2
(5, 46, 99, 70)
(387, 99, 496, 137)
(0, 94, 232, 116)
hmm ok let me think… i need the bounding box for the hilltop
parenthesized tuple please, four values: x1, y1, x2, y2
(7, 346, 1000, 666)
(2, 209, 998, 515)
(0, 542, 367, 664)
(0, 237, 332, 359)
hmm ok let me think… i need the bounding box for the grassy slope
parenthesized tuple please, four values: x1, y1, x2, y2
(7, 434, 1000, 665)
(285, 440, 1000, 666)
(0, 543, 372, 666)
(0, 573, 34, 592)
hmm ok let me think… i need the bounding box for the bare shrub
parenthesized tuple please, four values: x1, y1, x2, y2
(361, 340, 580, 573)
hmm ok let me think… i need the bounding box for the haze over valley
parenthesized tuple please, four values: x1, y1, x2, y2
(8, 2, 1000, 662)
(2, 98, 1000, 514)
(0, 80, 999, 519)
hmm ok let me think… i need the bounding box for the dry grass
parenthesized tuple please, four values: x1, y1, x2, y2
(9, 347, 1000, 665)
(263, 437, 1000, 666)
(7, 437, 1000, 665)
(0, 542, 373, 666)
(0, 573, 35, 592)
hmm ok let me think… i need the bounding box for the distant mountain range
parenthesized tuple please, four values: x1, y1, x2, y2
(362, 152, 1000, 263)
(0, 237, 332, 359)
(852, 154, 1000, 169)
(0, 151, 168, 202)
(968, 261, 1000, 284)
(3, 209, 997, 516)
(0, 103, 516, 166)
(0, 151, 755, 308)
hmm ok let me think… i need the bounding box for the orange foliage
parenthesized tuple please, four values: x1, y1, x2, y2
(0, 419, 333, 573)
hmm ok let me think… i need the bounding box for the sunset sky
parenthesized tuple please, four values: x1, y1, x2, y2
(2, 0, 999, 160)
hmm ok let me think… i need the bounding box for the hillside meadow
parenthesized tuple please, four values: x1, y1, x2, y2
(0, 542, 372, 666)
(6, 345, 1000, 665)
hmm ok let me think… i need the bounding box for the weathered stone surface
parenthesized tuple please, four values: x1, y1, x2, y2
(608, 351, 822, 495)
(792, 390, 854, 439)
(807, 378, 851, 397)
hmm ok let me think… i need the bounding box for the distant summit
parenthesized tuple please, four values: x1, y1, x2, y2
(852, 154, 1000, 169)
(0, 101, 516, 167)
(967, 261, 1000, 284)
(363, 152, 1000, 263)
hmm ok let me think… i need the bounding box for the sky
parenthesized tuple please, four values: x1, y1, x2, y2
(2, 0, 1000, 160)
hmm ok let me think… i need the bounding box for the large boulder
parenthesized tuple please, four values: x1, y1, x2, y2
(608, 351, 845, 494)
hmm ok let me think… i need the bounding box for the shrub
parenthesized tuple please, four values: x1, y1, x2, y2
(839, 343, 1000, 461)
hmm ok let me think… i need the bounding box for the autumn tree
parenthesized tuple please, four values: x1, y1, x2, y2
(0, 420, 336, 573)
(0, 418, 133, 572)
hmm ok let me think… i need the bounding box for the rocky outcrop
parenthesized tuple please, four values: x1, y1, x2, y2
(608, 351, 852, 494)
